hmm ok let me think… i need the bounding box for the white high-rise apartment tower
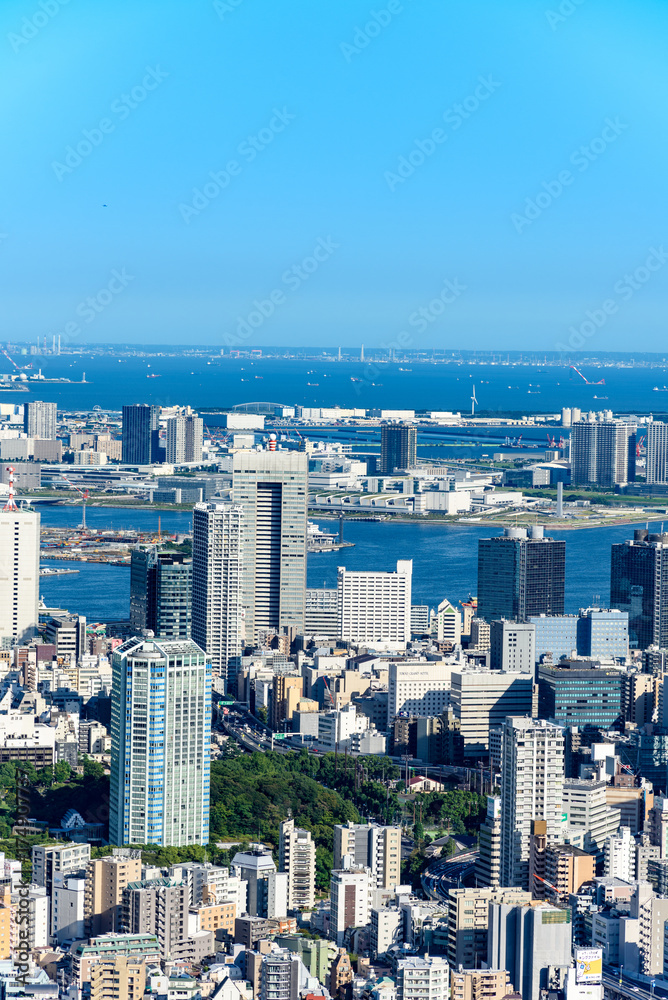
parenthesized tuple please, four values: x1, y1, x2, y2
(499, 716, 564, 890)
(166, 410, 203, 464)
(233, 449, 308, 641)
(109, 636, 211, 847)
(23, 400, 57, 440)
(0, 482, 40, 644)
(647, 421, 668, 485)
(279, 818, 316, 910)
(192, 502, 243, 688)
(338, 560, 412, 650)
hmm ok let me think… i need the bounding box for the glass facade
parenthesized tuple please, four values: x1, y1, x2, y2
(538, 664, 623, 728)
(611, 530, 668, 649)
(478, 529, 565, 621)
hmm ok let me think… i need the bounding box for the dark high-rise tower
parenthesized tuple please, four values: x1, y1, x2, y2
(611, 528, 668, 649)
(477, 526, 565, 622)
(130, 545, 192, 639)
(380, 422, 417, 474)
(121, 404, 161, 464)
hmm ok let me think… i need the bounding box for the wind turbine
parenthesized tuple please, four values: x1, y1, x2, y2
(471, 385, 478, 416)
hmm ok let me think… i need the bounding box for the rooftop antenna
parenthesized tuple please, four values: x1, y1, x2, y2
(360, 344, 364, 363)
(471, 385, 478, 416)
(3, 466, 18, 511)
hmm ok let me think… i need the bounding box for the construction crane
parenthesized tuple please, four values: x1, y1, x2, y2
(59, 476, 90, 529)
(569, 365, 605, 386)
(636, 434, 646, 458)
(1, 349, 32, 371)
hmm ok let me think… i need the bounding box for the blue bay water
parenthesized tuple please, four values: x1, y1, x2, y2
(5, 355, 668, 415)
(37, 506, 663, 622)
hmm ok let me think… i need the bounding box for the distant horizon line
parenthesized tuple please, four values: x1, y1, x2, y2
(4, 342, 668, 361)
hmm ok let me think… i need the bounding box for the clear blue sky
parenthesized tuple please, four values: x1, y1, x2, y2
(2, 0, 668, 351)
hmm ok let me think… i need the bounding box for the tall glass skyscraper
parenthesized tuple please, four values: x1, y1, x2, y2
(233, 450, 308, 642)
(611, 528, 668, 649)
(380, 422, 417, 474)
(477, 526, 565, 622)
(121, 404, 161, 464)
(109, 636, 211, 847)
(130, 546, 192, 639)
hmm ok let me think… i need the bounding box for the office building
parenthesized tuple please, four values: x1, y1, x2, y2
(85, 850, 143, 936)
(380, 421, 417, 474)
(579, 607, 629, 659)
(233, 449, 308, 641)
(395, 956, 449, 1000)
(272, 674, 303, 731)
(338, 560, 412, 650)
(333, 823, 402, 889)
(279, 818, 316, 911)
(305, 587, 338, 637)
(435, 597, 462, 644)
(469, 617, 491, 650)
(446, 886, 531, 969)
(109, 637, 211, 847)
(476, 796, 502, 888)
(647, 420, 668, 485)
(121, 404, 161, 464)
(155, 553, 192, 639)
(43, 612, 87, 661)
(537, 662, 624, 728)
(499, 717, 564, 890)
(571, 418, 636, 488)
(23, 400, 56, 439)
(0, 499, 39, 646)
(130, 546, 192, 639)
(489, 620, 535, 672)
(411, 604, 430, 635)
(90, 958, 146, 1000)
(192, 502, 243, 687)
(611, 529, 668, 649)
(477, 527, 565, 622)
(487, 901, 573, 1000)
(450, 670, 535, 757)
(388, 660, 452, 724)
(166, 410, 203, 464)
(330, 866, 373, 945)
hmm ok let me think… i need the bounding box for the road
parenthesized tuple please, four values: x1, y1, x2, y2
(422, 850, 479, 900)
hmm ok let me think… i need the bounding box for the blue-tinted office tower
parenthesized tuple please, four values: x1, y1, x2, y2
(478, 526, 565, 622)
(611, 529, 668, 649)
(122, 404, 161, 464)
(110, 636, 211, 847)
(537, 661, 623, 729)
(529, 608, 629, 664)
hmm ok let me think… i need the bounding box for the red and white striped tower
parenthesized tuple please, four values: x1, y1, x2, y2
(268, 433, 277, 452)
(3, 466, 17, 511)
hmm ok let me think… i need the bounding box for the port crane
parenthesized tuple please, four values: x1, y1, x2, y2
(1, 349, 32, 371)
(569, 365, 605, 385)
(59, 476, 90, 529)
